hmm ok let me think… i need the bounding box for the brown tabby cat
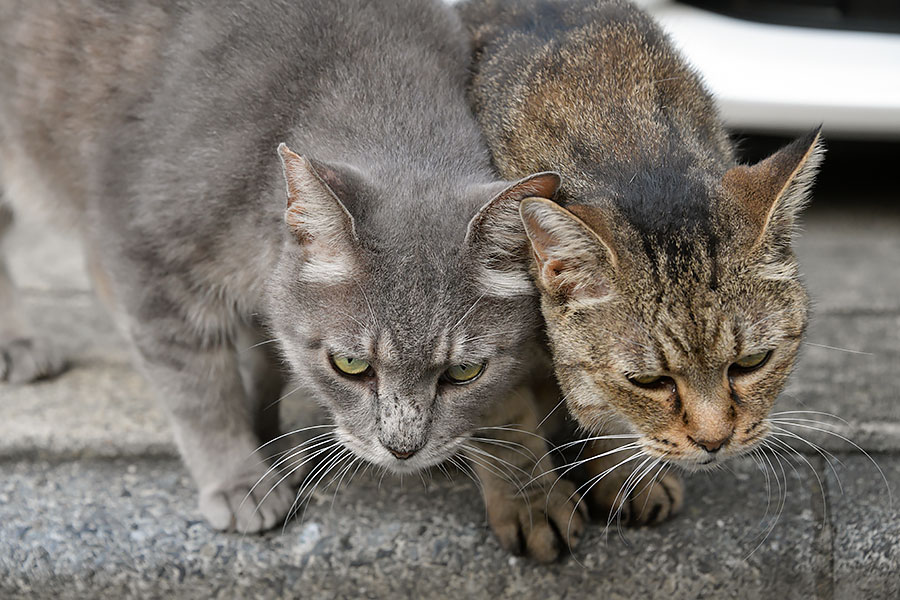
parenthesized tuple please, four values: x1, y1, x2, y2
(461, 0, 823, 525)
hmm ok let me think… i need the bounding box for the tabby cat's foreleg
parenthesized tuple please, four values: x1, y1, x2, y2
(469, 386, 586, 563)
(582, 434, 684, 527)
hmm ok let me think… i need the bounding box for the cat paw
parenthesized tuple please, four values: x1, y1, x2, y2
(486, 478, 587, 563)
(0, 337, 66, 384)
(199, 471, 301, 534)
(588, 470, 684, 526)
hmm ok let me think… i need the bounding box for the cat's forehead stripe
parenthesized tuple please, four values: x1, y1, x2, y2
(431, 331, 451, 366)
(374, 331, 397, 363)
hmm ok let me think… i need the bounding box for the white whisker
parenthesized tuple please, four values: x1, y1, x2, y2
(802, 341, 874, 356)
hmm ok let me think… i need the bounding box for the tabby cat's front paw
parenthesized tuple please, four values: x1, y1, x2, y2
(486, 478, 587, 563)
(0, 337, 66, 384)
(588, 470, 684, 526)
(198, 467, 302, 534)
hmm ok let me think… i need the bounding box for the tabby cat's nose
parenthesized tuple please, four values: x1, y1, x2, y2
(386, 446, 417, 460)
(688, 432, 733, 453)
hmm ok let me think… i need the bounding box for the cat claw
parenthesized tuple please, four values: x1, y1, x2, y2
(0, 337, 67, 384)
(487, 478, 587, 563)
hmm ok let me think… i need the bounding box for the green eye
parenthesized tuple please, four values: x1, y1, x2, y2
(628, 374, 664, 388)
(331, 355, 372, 376)
(732, 350, 772, 372)
(443, 362, 486, 384)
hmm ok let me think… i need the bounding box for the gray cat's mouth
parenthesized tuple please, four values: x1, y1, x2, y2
(335, 428, 463, 474)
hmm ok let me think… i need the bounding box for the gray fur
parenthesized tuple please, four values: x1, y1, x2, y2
(0, 0, 560, 537)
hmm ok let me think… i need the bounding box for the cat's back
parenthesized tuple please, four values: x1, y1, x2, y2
(462, 0, 734, 200)
(0, 0, 477, 216)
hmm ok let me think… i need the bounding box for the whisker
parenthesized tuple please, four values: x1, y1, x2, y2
(767, 436, 828, 520)
(265, 383, 306, 411)
(608, 454, 655, 532)
(533, 435, 641, 473)
(769, 410, 849, 425)
(239, 338, 279, 354)
(473, 424, 555, 446)
(240, 438, 341, 518)
(744, 442, 785, 559)
(260, 441, 343, 510)
(292, 449, 352, 528)
(529, 442, 641, 488)
(461, 444, 528, 485)
(536, 392, 569, 431)
(290, 447, 347, 512)
(566, 451, 644, 516)
(449, 292, 486, 333)
(253, 427, 337, 461)
(802, 341, 874, 356)
(467, 436, 538, 463)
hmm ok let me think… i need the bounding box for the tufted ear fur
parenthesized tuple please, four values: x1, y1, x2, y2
(277, 143, 361, 284)
(465, 172, 560, 297)
(723, 127, 824, 251)
(519, 198, 618, 302)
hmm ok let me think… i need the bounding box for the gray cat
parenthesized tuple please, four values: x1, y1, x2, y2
(0, 0, 584, 560)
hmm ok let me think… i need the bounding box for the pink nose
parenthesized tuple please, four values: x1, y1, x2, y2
(386, 446, 417, 460)
(689, 435, 729, 453)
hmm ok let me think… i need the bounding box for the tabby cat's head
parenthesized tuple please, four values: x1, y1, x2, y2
(519, 130, 823, 470)
(266, 144, 558, 474)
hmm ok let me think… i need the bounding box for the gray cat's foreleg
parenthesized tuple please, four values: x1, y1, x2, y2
(236, 322, 287, 444)
(0, 200, 66, 383)
(130, 319, 300, 534)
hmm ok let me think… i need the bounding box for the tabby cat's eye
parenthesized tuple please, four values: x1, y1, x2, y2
(731, 350, 772, 373)
(628, 374, 665, 388)
(443, 362, 486, 385)
(331, 354, 372, 377)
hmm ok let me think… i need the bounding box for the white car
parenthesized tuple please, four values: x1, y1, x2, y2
(635, 0, 900, 138)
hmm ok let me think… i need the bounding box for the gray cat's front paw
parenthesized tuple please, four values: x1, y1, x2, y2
(199, 472, 300, 534)
(486, 478, 587, 563)
(0, 337, 66, 384)
(588, 470, 684, 526)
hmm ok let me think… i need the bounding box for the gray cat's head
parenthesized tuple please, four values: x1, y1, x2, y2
(266, 144, 558, 473)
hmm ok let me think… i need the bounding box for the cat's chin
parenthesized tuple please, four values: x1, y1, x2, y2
(659, 446, 757, 473)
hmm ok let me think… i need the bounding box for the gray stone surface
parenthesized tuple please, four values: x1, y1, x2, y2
(1, 457, 823, 600)
(829, 456, 900, 600)
(796, 205, 900, 315)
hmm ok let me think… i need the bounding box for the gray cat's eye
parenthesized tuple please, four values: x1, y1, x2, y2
(730, 350, 772, 374)
(330, 354, 373, 377)
(442, 362, 486, 385)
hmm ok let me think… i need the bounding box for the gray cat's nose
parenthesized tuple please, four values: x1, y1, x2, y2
(385, 445, 418, 460)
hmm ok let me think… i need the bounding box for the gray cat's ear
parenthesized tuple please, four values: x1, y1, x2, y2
(520, 198, 617, 302)
(465, 172, 561, 297)
(277, 143, 360, 283)
(723, 127, 824, 249)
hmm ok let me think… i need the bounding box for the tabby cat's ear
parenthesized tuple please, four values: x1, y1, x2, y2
(277, 143, 360, 283)
(465, 172, 561, 297)
(519, 198, 617, 301)
(723, 127, 824, 250)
